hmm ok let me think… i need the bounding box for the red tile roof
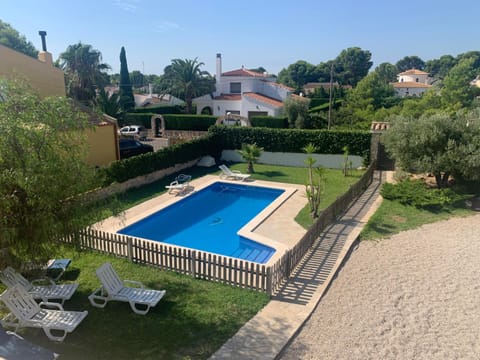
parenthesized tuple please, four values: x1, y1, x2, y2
(214, 94, 242, 100)
(222, 68, 269, 77)
(243, 92, 284, 107)
(398, 69, 429, 76)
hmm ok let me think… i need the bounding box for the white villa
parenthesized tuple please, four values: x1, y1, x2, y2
(392, 68, 432, 97)
(193, 54, 294, 119)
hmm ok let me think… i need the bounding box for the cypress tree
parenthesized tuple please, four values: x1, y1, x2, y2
(119, 46, 135, 111)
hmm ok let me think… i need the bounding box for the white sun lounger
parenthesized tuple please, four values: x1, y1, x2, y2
(88, 263, 166, 315)
(219, 164, 251, 181)
(165, 174, 192, 194)
(0, 267, 79, 305)
(0, 285, 88, 342)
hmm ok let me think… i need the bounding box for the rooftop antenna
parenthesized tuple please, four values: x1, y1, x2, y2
(38, 31, 47, 51)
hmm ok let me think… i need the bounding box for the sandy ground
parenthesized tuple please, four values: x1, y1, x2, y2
(280, 214, 480, 360)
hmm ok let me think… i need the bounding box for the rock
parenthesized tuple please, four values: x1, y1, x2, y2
(197, 155, 216, 167)
(465, 196, 480, 211)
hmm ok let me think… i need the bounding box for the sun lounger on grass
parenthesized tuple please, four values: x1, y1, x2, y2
(0, 266, 78, 305)
(0, 285, 87, 342)
(165, 174, 192, 194)
(219, 164, 251, 181)
(88, 263, 166, 315)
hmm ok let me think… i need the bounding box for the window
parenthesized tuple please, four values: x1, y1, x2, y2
(230, 82, 241, 94)
(416, 78, 419, 82)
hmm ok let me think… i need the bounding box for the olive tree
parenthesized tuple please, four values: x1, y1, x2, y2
(384, 110, 480, 188)
(0, 78, 104, 267)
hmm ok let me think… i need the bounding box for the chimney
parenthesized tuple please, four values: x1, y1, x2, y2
(216, 53, 222, 95)
(37, 30, 53, 66)
(38, 31, 47, 51)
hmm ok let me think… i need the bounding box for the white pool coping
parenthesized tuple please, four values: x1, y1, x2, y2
(92, 175, 303, 265)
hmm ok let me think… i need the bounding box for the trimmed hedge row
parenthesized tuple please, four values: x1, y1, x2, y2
(250, 116, 288, 128)
(102, 135, 220, 185)
(101, 127, 371, 185)
(209, 126, 371, 157)
(131, 105, 185, 114)
(121, 113, 154, 128)
(163, 114, 217, 131)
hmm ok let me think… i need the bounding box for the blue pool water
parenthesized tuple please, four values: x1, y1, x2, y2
(118, 182, 283, 263)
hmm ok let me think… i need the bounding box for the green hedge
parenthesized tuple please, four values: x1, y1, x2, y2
(102, 127, 371, 185)
(250, 116, 288, 128)
(163, 115, 217, 131)
(209, 126, 371, 157)
(121, 113, 154, 128)
(309, 97, 329, 108)
(102, 135, 220, 185)
(131, 105, 185, 114)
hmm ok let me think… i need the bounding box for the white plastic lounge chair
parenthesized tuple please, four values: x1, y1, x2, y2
(88, 263, 166, 315)
(165, 174, 192, 194)
(0, 267, 78, 305)
(218, 164, 251, 181)
(0, 285, 88, 342)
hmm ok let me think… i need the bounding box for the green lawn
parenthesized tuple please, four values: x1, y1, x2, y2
(0, 163, 365, 359)
(0, 251, 268, 359)
(360, 183, 476, 241)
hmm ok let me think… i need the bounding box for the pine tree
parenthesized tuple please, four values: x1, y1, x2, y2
(119, 46, 135, 111)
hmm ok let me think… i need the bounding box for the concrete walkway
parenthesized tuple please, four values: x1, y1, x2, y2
(210, 170, 386, 360)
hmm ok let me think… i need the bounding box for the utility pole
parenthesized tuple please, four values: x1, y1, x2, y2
(328, 63, 334, 130)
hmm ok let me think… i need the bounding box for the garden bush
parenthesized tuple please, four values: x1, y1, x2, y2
(102, 134, 220, 184)
(121, 113, 154, 128)
(250, 116, 288, 128)
(163, 114, 217, 131)
(131, 104, 185, 114)
(381, 179, 455, 209)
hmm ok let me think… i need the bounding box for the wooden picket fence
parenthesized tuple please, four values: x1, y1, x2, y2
(68, 163, 375, 296)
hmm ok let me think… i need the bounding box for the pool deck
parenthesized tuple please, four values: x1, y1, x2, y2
(209, 170, 387, 360)
(93, 175, 308, 265)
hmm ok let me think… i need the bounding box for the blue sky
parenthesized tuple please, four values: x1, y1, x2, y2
(1, 0, 478, 76)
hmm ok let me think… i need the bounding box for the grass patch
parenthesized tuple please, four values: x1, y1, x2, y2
(226, 163, 364, 229)
(0, 250, 269, 359)
(360, 182, 475, 241)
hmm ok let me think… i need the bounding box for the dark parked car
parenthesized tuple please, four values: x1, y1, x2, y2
(119, 138, 154, 159)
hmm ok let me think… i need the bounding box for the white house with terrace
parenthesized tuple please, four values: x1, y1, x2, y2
(193, 53, 294, 119)
(392, 68, 432, 97)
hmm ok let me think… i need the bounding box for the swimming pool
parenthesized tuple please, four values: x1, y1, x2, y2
(118, 182, 284, 263)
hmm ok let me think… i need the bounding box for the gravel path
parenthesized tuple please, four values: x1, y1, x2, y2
(280, 214, 480, 360)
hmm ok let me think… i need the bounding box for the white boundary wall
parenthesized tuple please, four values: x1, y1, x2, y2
(221, 150, 364, 169)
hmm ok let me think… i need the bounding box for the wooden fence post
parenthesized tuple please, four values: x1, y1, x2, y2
(190, 250, 196, 277)
(127, 237, 133, 262)
(266, 267, 272, 296)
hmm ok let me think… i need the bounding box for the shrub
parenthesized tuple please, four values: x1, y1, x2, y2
(250, 116, 288, 128)
(131, 104, 185, 114)
(381, 179, 455, 209)
(102, 135, 220, 184)
(163, 115, 217, 131)
(121, 113, 154, 128)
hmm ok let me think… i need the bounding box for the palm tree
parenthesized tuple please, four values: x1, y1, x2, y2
(160, 58, 215, 114)
(237, 143, 264, 173)
(58, 42, 110, 104)
(95, 88, 121, 118)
